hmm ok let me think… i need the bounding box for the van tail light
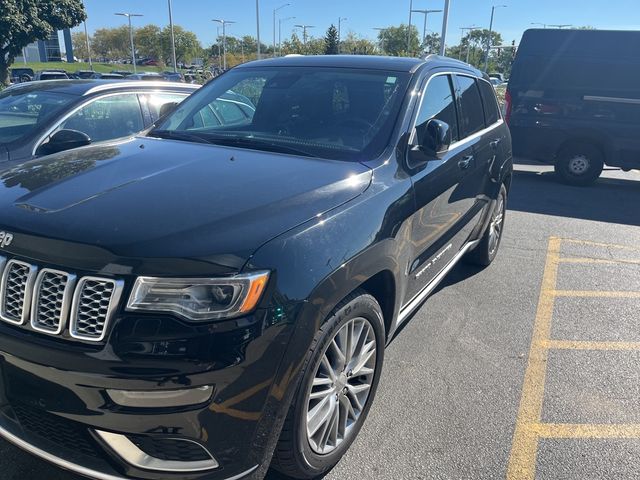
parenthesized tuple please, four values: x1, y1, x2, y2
(504, 89, 512, 125)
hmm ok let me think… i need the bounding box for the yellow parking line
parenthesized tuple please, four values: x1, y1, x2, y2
(559, 257, 640, 266)
(543, 339, 640, 351)
(507, 237, 561, 480)
(559, 238, 640, 252)
(531, 422, 640, 439)
(551, 290, 640, 298)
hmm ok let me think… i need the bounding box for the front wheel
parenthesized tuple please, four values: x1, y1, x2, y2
(554, 144, 604, 186)
(465, 183, 507, 267)
(271, 291, 385, 479)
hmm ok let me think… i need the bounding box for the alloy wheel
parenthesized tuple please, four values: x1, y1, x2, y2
(488, 194, 505, 256)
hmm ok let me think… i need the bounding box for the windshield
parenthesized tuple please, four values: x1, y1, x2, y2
(153, 67, 410, 160)
(0, 89, 76, 145)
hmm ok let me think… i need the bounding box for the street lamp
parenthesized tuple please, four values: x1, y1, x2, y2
(294, 24, 314, 48)
(460, 25, 480, 63)
(115, 12, 143, 73)
(484, 4, 507, 71)
(213, 19, 236, 70)
(338, 17, 347, 54)
(256, 0, 261, 59)
(273, 3, 290, 58)
(411, 9, 443, 51)
(279, 16, 295, 56)
(439, 0, 451, 56)
(167, 0, 177, 72)
(530, 22, 547, 28)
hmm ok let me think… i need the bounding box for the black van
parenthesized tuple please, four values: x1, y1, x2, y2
(507, 29, 640, 185)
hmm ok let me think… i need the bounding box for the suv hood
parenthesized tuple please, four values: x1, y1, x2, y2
(0, 137, 371, 275)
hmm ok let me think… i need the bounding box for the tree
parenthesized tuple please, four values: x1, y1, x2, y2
(281, 32, 304, 56)
(162, 25, 201, 65)
(0, 0, 86, 84)
(71, 30, 90, 61)
(422, 33, 440, 55)
(324, 25, 339, 54)
(135, 24, 163, 61)
(92, 26, 130, 61)
(340, 32, 377, 55)
(377, 24, 421, 57)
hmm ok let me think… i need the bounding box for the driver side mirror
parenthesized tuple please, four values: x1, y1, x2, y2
(37, 129, 91, 156)
(414, 119, 452, 159)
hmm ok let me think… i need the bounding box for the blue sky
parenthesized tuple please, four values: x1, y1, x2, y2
(75, 0, 640, 47)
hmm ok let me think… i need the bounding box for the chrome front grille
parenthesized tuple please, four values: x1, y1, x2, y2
(71, 277, 123, 342)
(0, 256, 122, 342)
(0, 259, 37, 325)
(31, 269, 76, 334)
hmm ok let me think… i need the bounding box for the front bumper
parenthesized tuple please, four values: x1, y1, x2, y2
(0, 302, 304, 480)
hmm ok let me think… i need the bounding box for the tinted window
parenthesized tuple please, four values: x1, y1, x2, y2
(478, 80, 500, 125)
(58, 94, 144, 142)
(142, 92, 189, 120)
(157, 67, 411, 161)
(415, 74, 459, 143)
(456, 76, 485, 137)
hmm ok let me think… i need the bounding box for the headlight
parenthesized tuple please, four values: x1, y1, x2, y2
(126, 271, 270, 321)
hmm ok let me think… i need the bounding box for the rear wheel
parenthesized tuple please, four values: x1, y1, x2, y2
(466, 183, 507, 267)
(554, 144, 604, 186)
(271, 291, 385, 479)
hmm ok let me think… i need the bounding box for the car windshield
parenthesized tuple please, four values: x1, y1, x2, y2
(153, 66, 411, 160)
(0, 89, 76, 145)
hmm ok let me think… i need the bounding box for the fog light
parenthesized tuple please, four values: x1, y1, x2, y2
(107, 386, 213, 408)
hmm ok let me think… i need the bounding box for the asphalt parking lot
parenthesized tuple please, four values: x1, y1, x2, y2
(2, 161, 639, 480)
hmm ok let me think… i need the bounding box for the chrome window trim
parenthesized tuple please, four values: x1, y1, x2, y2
(0, 259, 38, 325)
(408, 70, 503, 148)
(95, 430, 218, 472)
(30, 268, 77, 335)
(584, 95, 640, 105)
(69, 277, 124, 342)
(83, 81, 198, 96)
(32, 91, 152, 156)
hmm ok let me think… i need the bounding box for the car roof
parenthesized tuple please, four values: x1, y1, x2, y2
(235, 54, 481, 75)
(2, 79, 199, 96)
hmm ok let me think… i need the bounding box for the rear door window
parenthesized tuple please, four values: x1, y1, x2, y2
(477, 79, 501, 126)
(456, 75, 486, 137)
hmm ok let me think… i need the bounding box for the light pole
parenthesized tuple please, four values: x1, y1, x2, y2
(411, 9, 442, 52)
(115, 13, 143, 73)
(256, 0, 261, 59)
(439, 0, 450, 56)
(530, 22, 547, 28)
(374, 27, 387, 54)
(338, 17, 347, 53)
(273, 4, 290, 57)
(407, 0, 413, 54)
(213, 19, 236, 70)
(484, 4, 507, 71)
(167, 0, 177, 72)
(549, 24, 572, 29)
(460, 25, 479, 63)
(294, 24, 314, 50)
(83, 19, 92, 69)
(279, 16, 295, 56)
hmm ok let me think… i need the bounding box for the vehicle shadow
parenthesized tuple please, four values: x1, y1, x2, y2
(508, 169, 640, 226)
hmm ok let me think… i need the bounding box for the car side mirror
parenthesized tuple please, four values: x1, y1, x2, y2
(37, 129, 92, 156)
(415, 119, 452, 159)
(158, 101, 179, 120)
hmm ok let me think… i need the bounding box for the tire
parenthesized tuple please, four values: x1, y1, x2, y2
(554, 143, 604, 186)
(271, 290, 385, 479)
(465, 183, 507, 267)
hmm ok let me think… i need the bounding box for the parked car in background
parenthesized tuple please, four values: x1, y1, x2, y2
(90, 72, 125, 79)
(128, 72, 166, 81)
(33, 70, 69, 81)
(0, 55, 511, 480)
(9, 68, 34, 83)
(111, 70, 134, 77)
(507, 28, 640, 185)
(0, 79, 198, 164)
(162, 71, 184, 82)
(75, 70, 96, 79)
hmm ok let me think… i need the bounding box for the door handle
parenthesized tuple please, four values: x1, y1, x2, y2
(458, 156, 474, 170)
(490, 138, 502, 150)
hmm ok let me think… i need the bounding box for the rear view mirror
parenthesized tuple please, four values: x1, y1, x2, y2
(158, 101, 179, 120)
(415, 119, 452, 158)
(38, 129, 91, 156)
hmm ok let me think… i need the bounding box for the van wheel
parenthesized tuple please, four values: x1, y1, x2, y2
(466, 184, 507, 267)
(554, 144, 604, 186)
(271, 291, 385, 479)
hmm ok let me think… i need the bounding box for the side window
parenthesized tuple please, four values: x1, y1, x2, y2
(58, 94, 144, 142)
(415, 74, 459, 143)
(142, 93, 189, 121)
(456, 75, 486, 137)
(477, 79, 501, 126)
(212, 99, 250, 125)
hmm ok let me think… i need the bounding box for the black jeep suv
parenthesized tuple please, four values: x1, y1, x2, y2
(0, 55, 511, 480)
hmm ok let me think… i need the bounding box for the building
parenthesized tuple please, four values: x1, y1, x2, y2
(14, 29, 74, 63)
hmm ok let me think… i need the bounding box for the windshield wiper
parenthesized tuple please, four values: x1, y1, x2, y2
(147, 129, 212, 145)
(200, 135, 317, 158)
